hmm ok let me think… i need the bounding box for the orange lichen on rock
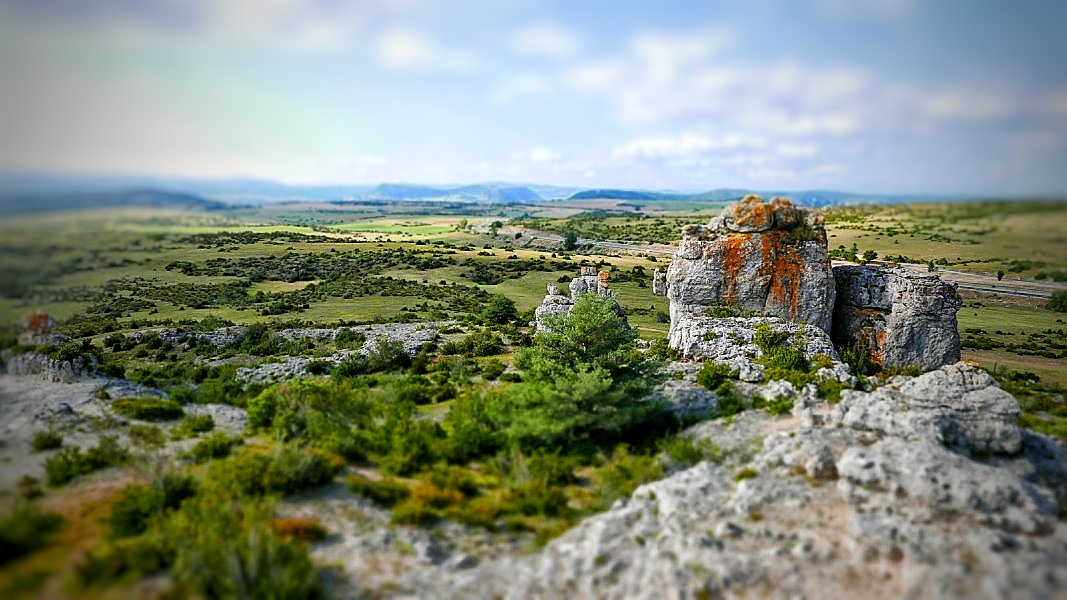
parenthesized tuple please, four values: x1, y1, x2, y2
(731, 195, 776, 230)
(22, 310, 56, 335)
(720, 233, 752, 301)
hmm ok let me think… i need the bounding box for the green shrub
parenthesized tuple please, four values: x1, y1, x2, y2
(713, 382, 746, 418)
(112, 396, 185, 421)
(107, 474, 197, 539)
(482, 358, 507, 380)
(348, 475, 411, 507)
(696, 360, 734, 391)
(734, 468, 759, 481)
(179, 414, 215, 434)
(645, 338, 678, 361)
(0, 502, 65, 564)
(753, 395, 793, 416)
(32, 430, 63, 452)
(215, 446, 336, 496)
(188, 433, 242, 462)
(816, 379, 848, 403)
(129, 424, 166, 448)
(1049, 291, 1067, 313)
(840, 339, 874, 376)
(44, 436, 129, 486)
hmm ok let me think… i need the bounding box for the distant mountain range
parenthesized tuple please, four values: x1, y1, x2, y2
(0, 173, 984, 215)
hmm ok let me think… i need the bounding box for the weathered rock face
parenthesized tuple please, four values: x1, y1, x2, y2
(832, 361, 1022, 455)
(657, 195, 836, 334)
(668, 315, 854, 385)
(428, 363, 1066, 600)
(534, 267, 620, 331)
(0, 350, 96, 382)
(832, 265, 962, 371)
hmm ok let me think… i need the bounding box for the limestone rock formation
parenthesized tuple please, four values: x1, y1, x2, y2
(667, 315, 854, 384)
(431, 364, 1066, 600)
(832, 264, 962, 371)
(832, 361, 1022, 455)
(656, 195, 836, 333)
(534, 267, 620, 331)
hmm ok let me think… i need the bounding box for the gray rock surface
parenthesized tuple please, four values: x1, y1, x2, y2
(667, 316, 854, 385)
(657, 196, 836, 333)
(832, 361, 1022, 455)
(407, 363, 1067, 600)
(0, 350, 97, 382)
(832, 264, 962, 371)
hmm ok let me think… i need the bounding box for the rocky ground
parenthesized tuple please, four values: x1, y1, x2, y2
(2, 333, 1064, 598)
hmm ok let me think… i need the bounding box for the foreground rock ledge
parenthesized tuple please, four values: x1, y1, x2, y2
(426, 362, 1066, 599)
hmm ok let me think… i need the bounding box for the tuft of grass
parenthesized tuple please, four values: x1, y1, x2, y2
(31, 431, 63, 452)
(734, 468, 759, 482)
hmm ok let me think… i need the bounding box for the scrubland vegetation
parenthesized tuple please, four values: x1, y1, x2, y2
(0, 199, 1064, 597)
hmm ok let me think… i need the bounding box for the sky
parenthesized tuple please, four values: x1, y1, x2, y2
(0, 0, 1065, 195)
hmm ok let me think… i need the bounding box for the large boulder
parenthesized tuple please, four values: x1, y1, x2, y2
(832, 265, 961, 371)
(658, 196, 835, 334)
(831, 361, 1022, 455)
(533, 268, 621, 332)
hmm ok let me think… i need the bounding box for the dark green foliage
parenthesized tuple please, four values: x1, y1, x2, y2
(44, 435, 129, 486)
(333, 338, 411, 376)
(482, 294, 518, 325)
(713, 382, 747, 418)
(840, 339, 874, 376)
(188, 434, 243, 462)
(178, 413, 215, 434)
(443, 392, 502, 462)
(211, 446, 336, 496)
(563, 230, 579, 251)
(1049, 291, 1067, 313)
(734, 468, 759, 481)
(32, 430, 63, 452)
(334, 327, 366, 349)
(481, 358, 507, 380)
(348, 475, 411, 507)
(645, 338, 678, 361)
(753, 395, 793, 416)
(816, 379, 848, 403)
(112, 396, 184, 421)
(706, 301, 755, 318)
(696, 360, 734, 390)
(0, 502, 65, 564)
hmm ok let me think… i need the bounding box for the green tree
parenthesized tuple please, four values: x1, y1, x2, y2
(517, 293, 635, 379)
(862, 249, 878, 262)
(489, 220, 503, 237)
(1048, 290, 1067, 312)
(482, 294, 517, 325)
(563, 230, 579, 251)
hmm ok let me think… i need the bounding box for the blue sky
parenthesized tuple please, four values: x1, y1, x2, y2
(1, 0, 1065, 194)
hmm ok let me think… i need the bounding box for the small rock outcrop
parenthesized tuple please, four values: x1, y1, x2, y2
(832, 361, 1021, 455)
(534, 267, 619, 331)
(668, 316, 853, 384)
(656, 196, 836, 333)
(832, 265, 962, 371)
(0, 350, 96, 382)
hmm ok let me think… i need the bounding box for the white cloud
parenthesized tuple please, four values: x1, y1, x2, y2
(615, 132, 767, 159)
(512, 148, 561, 162)
(513, 22, 582, 59)
(775, 143, 818, 158)
(375, 28, 476, 71)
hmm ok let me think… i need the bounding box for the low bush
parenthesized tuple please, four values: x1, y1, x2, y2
(753, 395, 793, 416)
(696, 360, 733, 391)
(713, 382, 746, 418)
(348, 474, 411, 507)
(178, 414, 215, 435)
(644, 338, 678, 361)
(187, 433, 242, 462)
(0, 502, 65, 564)
(31, 430, 63, 452)
(44, 435, 129, 486)
(112, 397, 185, 421)
(214, 446, 336, 496)
(129, 424, 166, 448)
